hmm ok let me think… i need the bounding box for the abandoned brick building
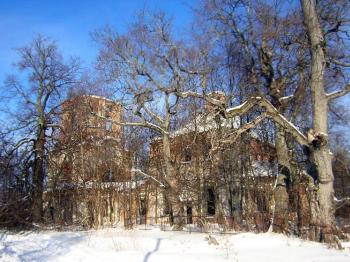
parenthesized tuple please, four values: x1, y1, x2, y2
(45, 93, 278, 229)
(45, 93, 281, 229)
(142, 93, 278, 230)
(46, 95, 133, 227)
(46, 93, 349, 232)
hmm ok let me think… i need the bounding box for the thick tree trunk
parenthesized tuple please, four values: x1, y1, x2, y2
(297, 178, 312, 239)
(162, 134, 185, 229)
(310, 145, 335, 242)
(272, 127, 290, 233)
(231, 177, 242, 225)
(32, 127, 46, 223)
(301, 0, 336, 243)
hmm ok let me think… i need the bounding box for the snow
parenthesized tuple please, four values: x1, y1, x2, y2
(47, 180, 147, 192)
(84, 95, 114, 103)
(1, 227, 349, 262)
(249, 161, 277, 177)
(172, 112, 240, 137)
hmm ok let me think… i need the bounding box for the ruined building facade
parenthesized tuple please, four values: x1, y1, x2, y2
(128, 92, 279, 230)
(47, 95, 134, 227)
(142, 110, 277, 231)
(46, 94, 284, 231)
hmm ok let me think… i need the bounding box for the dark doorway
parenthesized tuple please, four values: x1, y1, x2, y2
(139, 198, 147, 224)
(186, 206, 193, 224)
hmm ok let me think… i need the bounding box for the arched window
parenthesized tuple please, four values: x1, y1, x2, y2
(103, 171, 113, 182)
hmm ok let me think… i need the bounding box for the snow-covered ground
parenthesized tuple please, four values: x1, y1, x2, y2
(1, 226, 349, 262)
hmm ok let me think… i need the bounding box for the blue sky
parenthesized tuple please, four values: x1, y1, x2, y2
(0, 0, 196, 83)
(1, 1, 349, 143)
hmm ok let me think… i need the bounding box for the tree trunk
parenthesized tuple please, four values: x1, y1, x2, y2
(310, 145, 335, 242)
(272, 127, 290, 233)
(301, 0, 336, 243)
(162, 133, 185, 229)
(297, 178, 311, 239)
(32, 127, 46, 223)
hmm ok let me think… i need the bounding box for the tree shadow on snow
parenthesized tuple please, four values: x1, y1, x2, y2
(17, 233, 85, 262)
(143, 238, 162, 262)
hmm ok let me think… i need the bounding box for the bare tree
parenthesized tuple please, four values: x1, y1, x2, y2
(190, 0, 350, 243)
(1, 35, 80, 223)
(194, 0, 313, 233)
(300, 0, 350, 243)
(94, 12, 212, 229)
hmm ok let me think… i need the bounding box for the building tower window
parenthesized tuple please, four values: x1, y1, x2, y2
(105, 120, 112, 131)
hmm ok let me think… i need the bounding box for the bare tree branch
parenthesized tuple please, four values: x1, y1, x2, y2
(334, 197, 350, 210)
(220, 112, 268, 144)
(326, 84, 350, 101)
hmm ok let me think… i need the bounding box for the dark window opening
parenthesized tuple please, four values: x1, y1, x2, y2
(207, 187, 216, 215)
(183, 147, 192, 162)
(229, 197, 235, 216)
(164, 201, 170, 215)
(140, 198, 147, 216)
(163, 201, 174, 224)
(169, 210, 174, 224)
(186, 206, 193, 224)
(204, 143, 212, 160)
(103, 200, 109, 218)
(106, 104, 113, 115)
(256, 194, 267, 213)
(103, 171, 113, 182)
(71, 114, 79, 131)
(139, 198, 147, 224)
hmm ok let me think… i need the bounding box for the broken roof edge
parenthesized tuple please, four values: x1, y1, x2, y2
(149, 112, 241, 143)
